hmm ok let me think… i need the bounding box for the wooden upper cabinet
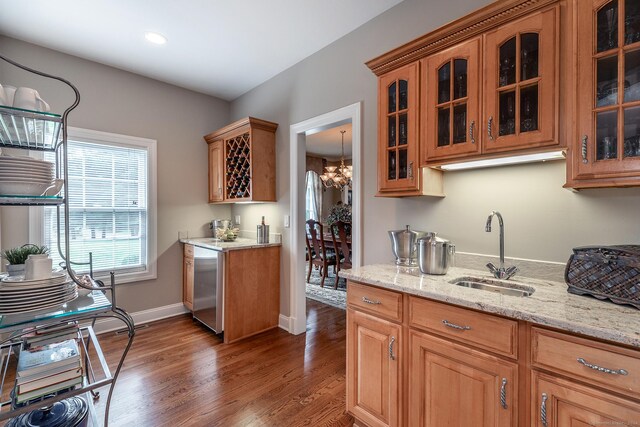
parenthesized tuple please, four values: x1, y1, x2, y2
(378, 63, 421, 194)
(208, 140, 224, 203)
(483, 6, 559, 153)
(204, 117, 278, 203)
(422, 37, 482, 163)
(569, 0, 640, 188)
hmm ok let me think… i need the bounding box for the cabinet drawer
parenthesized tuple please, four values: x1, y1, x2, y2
(532, 327, 640, 399)
(408, 297, 518, 358)
(347, 282, 402, 322)
(184, 244, 194, 259)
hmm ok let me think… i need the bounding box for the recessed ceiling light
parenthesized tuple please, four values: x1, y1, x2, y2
(145, 32, 167, 45)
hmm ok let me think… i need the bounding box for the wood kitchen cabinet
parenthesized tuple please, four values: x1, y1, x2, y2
(567, 0, 640, 188)
(203, 117, 277, 203)
(422, 37, 482, 162)
(183, 243, 194, 310)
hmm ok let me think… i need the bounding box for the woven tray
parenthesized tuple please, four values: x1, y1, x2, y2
(565, 245, 640, 309)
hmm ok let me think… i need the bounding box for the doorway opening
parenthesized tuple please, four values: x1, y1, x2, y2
(289, 102, 362, 334)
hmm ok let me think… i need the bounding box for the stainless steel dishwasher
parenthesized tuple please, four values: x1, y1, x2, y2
(193, 245, 224, 333)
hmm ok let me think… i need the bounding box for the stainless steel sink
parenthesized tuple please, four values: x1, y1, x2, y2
(450, 276, 535, 297)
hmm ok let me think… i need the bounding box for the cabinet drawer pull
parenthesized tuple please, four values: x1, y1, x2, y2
(442, 319, 471, 331)
(500, 378, 507, 409)
(540, 393, 548, 427)
(487, 116, 494, 141)
(469, 120, 476, 144)
(581, 135, 588, 164)
(577, 357, 628, 376)
(389, 336, 396, 360)
(362, 297, 381, 305)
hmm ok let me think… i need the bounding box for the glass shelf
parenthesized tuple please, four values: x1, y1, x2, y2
(0, 106, 62, 151)
(0, 195, 64, 206)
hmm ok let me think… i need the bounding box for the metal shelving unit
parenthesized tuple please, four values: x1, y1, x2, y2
(0, 53, 135, 427)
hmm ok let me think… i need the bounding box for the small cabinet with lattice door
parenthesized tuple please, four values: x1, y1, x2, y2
(422, 37, 482, 162)
(569, 0, 640, 187)
(483, 6, 559, 153)
(204, 117, 278, 203)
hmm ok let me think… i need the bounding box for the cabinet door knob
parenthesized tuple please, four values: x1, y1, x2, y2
(469, 120, 476, 144)
(581, 135, 588, 164)
(389, 336, 396, 361)
(487, 116, 494, 141)
(500, 378, 507, 409)
(540, 393, 548, 427)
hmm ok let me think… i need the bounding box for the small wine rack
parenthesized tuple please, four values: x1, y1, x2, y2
(225, 132, 252, 199)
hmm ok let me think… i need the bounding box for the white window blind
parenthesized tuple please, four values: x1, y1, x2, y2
(43, 137, 151, 278)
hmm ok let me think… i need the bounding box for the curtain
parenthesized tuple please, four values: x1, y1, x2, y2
(305, 171, 322, 221)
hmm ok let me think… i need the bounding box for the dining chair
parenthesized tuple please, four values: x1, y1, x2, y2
(306, 219, 337, 287)
(330, 220, 352, 289)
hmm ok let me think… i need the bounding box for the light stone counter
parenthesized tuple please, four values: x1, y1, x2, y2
(340, 264, 640, 348)
(180, 237, 281, 251)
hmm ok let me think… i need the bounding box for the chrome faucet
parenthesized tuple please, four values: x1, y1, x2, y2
(485, 211, 518, 280)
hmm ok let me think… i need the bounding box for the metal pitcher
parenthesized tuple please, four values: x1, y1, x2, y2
(388, 225, 433, 266)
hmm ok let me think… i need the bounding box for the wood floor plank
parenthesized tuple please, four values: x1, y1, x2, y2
(89, 299, 354, 427)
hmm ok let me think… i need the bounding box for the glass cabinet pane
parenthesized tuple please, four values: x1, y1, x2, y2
(398, 149, 408, 179)
(453, 104, 467, 144)
(596, 110, 618, 160)
(499, 91, 516, 136)
(597, 1, 619, 53)
(399, 80, 408, 110)
(388, 116, 396, 147)
(624, 49, 640, 102)
(597, 55, 619, 107)
(625, 0, 640, 45)
(438, 62, 451, 104)
(388, 82, 397, 113)
(520, 85, 539, 133)
(499, 37, 517, 87)
(521, 33, 539, 81)
(399, 113, 408, 146)
(437, 107, 450, 146)
(624, 106, 640, 157)
(388, 150, 396, 180)
(453, 59, 468, 100)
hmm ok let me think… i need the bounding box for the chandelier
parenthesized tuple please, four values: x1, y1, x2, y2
(320, 130, 352, 190)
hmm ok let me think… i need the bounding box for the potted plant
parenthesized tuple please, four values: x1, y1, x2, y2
(2, 244, 50, 277)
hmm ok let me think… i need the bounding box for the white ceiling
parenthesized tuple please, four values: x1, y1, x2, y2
(0, 0, 403, 101)
(306, 123, 352, 160)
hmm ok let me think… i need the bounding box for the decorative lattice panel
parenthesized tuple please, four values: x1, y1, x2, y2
(225, 133, 251, 199)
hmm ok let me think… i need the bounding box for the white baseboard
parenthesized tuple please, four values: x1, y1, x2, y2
(278, 314, 293, 333)
(93, 303, 189, 334)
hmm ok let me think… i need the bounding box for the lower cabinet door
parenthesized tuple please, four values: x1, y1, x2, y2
(409, 330, 517, 427)
(347, 309, 401, 427)
(532, 372, 640, 427)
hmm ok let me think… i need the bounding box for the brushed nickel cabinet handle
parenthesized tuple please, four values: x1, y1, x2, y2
(442, 319, 471, 331)
(487, 116, 494, 141)
(581, 135, 588, 164)
(540, 393, 548, 427)
(577, 357, 628, 375)
(500, 378, 508, 409)
(408, 161, 414, 179)
(389, 336, 396, 360)
(362, 297, 381, 305)
(469, 120, 476, 144)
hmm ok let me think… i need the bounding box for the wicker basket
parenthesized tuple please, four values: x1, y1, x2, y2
(565, 245, 640, 309)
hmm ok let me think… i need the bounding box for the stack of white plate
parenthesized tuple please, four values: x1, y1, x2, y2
(0, 272, 77, 314)
(0, 155, 54, 196)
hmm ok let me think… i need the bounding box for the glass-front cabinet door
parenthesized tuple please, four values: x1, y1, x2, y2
(422, 37, 481, 163)
(574, 0, 640, 181)
(484, 7, 559, 153)
(378, 63, 420, 193)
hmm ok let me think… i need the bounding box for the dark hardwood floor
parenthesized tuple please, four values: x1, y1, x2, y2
(93, 299, 354, 427)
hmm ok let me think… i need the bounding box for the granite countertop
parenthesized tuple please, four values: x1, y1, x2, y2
(340, 264, 640, 348)
(180, 237, 281, 251)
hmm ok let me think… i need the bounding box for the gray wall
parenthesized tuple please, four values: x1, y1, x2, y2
(0, 36, 231, 313)
(229, 0, 640, 316)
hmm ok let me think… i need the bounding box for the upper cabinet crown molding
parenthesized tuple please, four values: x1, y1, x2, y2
(204, 117, 278, 142)
(365, 0, 559, 76)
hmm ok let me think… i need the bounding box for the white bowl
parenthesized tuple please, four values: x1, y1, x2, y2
(0, 180, 52, 196)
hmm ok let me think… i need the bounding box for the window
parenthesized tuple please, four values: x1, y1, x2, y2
(305, 171, 322, 221)
(31, 127, 157, 284)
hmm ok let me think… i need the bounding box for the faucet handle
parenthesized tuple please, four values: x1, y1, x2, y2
(486, 262, 499, 276)
(504, 265, 519, 279)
